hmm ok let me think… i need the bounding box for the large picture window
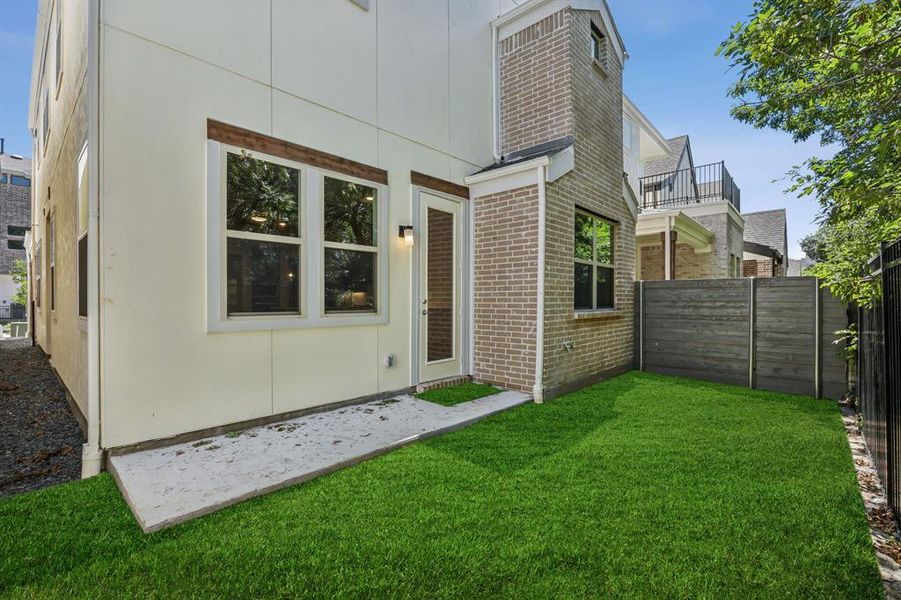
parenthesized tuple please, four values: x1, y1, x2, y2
(225, 152, 301, 315)
(209, 139, 388, 332)
(574, 210, 615, 310)
(323, 176, 377, 313)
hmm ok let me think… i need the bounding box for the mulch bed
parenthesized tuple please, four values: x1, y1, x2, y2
(0, 338, 85, 498)
(841, 399, 901, 597)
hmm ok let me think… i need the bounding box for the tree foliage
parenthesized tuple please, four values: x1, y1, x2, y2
(718, 0, 901, 305)
(11, 259, 27, 306)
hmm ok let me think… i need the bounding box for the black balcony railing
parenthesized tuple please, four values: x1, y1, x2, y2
(639, 161, 741, 211)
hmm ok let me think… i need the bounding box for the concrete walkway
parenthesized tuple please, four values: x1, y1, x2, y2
(109, 390, 530, 532)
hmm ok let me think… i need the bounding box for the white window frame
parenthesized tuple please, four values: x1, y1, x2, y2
(574, 209, 615, 311)
(206, 141, 389, 332)
(320, 171, 382, 317)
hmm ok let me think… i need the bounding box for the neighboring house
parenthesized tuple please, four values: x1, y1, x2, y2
(0, 147, 31, 320)
(622, 119, 745, 280)
(742, 208, 788, 277)
(787, 257, 813, 276)
(29, 0, 635, 473)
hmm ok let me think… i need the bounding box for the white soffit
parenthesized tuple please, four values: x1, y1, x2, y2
(636, 210, 714, 251)
(464, 148, 574, 198)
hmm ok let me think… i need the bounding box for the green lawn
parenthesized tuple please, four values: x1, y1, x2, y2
(0, 372, 881, 598)
(415, 382, 501, 406)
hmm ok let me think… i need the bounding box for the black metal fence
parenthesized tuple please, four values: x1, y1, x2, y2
(859, 235, 901, 515)
(0, 304, 26, 321)
(638, 161, 741, 212)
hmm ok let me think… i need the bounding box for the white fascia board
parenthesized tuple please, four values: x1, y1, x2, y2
(28, 0, 52, 127)
(636, 210, 713, 251)
(494, 0, 626, 65)
(621, 177, 639, 220)
(547, 145, 574, 182)
(493, 0, 570, 40)
(465, 148, 575, 198)
(623, 95, 669, 158)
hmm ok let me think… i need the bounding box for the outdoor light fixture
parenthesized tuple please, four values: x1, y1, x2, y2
(399, 225, 414, 247)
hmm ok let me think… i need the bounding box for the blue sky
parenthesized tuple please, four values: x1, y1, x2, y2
(609, 0, 825, 258)
(0, 0, 822, 257)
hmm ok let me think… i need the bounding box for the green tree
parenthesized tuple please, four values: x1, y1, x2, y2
(11, 259, 27, 306)
(718, 0, 901, 305)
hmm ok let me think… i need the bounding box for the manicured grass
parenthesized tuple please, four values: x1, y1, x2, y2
(415, 382, 501, 406)
(0, 372, 881, 598)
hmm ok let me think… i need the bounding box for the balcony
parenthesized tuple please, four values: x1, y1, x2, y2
(639, 161, 741, 212)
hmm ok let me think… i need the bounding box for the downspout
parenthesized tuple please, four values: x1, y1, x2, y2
(532, 165, 546, 403)
(490, 22, 502, 162)
(82, 0, 102, 477)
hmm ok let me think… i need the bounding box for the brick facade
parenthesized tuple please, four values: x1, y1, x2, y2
(541, 9, 634, 395)
(473, 7, 633, 398)
(0, 179, 31, 275)
(472, 185, 539, 392)
(744, 259, 775, 278)
(499, 10, 573, 156)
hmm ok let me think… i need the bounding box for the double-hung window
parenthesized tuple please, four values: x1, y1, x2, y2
(322, 176, 378, 313)
(574, 210, 615, 310)
(225, 151, 301, 316)
(210, 138, 387, 332)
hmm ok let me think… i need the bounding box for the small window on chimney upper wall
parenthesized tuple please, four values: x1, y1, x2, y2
(590, 23, 608, 73)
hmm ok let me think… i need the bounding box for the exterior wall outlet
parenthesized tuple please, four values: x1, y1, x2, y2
(384, 354, 395, 368)
(562, 341, 574, 352)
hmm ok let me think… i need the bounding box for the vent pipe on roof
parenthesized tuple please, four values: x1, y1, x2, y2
(1, 138, 4, 155)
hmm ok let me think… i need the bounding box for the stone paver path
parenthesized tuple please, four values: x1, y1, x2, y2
(110, 390, 530, 532)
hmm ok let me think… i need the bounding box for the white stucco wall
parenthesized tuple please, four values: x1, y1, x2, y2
(98, 0, 511, 447)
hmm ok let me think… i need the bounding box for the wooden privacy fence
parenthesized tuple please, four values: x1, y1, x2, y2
(634, 277, 848, 399)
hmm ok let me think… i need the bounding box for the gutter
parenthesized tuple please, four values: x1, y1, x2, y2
(490, 22, 501, 161)
(82, 0, 103, 477)
(533, 164, 547, 403)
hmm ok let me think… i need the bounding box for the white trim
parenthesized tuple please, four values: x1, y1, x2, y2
(623, 95, 669, 157)
(411, 187, 469, 385)
(464, 155, 549, 186)
(82, 0, 102, 477)
(533, 165, 547, 403)
(464, 149, 574, 199)
(206, 141, 389, 333)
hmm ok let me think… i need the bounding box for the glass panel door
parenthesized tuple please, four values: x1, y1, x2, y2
(418, 193, 463, 383)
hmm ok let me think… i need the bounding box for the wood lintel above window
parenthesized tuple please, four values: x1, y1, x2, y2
(410, 170, 470, 199)
(207, 119, 388, 185)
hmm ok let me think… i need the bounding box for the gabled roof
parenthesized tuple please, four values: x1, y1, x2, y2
(494, 0, 627, 65)
(742, 209, 788, 259)
(643, 135, 690, 177)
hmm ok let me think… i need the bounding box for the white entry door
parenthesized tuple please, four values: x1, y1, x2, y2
(417, 192, 464, 383)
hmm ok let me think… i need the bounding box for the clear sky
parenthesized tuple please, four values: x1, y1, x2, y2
(0, 0, 821, 257)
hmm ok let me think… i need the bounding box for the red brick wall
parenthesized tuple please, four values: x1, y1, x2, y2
(499, 10, 573, 156)
(472, 185, 539, 392)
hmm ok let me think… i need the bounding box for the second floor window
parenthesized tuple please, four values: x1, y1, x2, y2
(590, 24, 608, 71)
(574, 210, 615, 310)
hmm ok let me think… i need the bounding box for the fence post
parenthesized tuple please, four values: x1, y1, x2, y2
(748, 277, 755, 389)
(639, 280, 644, 371)
(815, 278, 822, 398)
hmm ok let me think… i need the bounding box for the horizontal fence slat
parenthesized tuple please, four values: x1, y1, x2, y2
(635, 278, 848, 402)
